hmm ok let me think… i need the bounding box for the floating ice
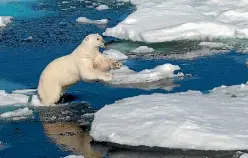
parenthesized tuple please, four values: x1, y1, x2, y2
(91, 82, 248, 150)
(96, 4, 109, 11)
(0, 89, 42, 106)
(198, 42, 227, 49)
(240, 154, 248, 158)
(131, 46, 155, 53)
(63, 155, 84, 158)
(0, 16, 12, 27)
(0, 107, 33, 120)
(110, 64, 183, 84)
(76, 17, 108, 25)
(103, 49, 128, 61)
(104, 0, 248, 43)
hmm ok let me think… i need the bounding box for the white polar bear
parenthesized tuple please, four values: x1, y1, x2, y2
(38, 34, 122, 106)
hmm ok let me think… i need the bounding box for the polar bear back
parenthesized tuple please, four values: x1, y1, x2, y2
(39, 55, 80, 88)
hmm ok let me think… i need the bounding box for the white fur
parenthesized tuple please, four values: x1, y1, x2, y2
(38, 34, 120, 106)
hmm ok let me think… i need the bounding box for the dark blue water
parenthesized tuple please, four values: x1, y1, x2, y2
(1, 0, 248, 157)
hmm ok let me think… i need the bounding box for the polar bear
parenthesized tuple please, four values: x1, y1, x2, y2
(38, 34, 122, 106)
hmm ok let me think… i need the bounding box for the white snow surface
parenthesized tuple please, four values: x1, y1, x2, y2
(76, 17, 108, 25)
(0, 16, 13, 27)
(104, 0, 248, 43)
(96, 4, 109, 10)
(111, 64, 183, 84)
(103, 49, 128, 61)
(0, 107, 33, 118)
(91, 82, 248, 150)
(131, 46, 155, 53)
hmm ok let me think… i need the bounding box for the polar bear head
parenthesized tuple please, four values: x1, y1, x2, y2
(83, 33, 105, 48)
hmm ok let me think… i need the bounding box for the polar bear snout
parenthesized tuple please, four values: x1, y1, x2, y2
(97, 37, 105, 48)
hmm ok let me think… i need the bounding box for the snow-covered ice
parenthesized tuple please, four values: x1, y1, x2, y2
(103, 49, 128, 61)
(131, 46, 155, 53)
(110, 64, 183, 84)
(198, 42, 227, 49)
(96, 4, 109, 11)
(0, 107, 33, 120)
(62, 155, 84, 158)
(104, 0, 248, 43)
(76, 17, 108, 25)
(240, 154, 248, 158)
(0, 16, 13, 27)
(91, 82, 248, 150)
(0, 89, 42, 106)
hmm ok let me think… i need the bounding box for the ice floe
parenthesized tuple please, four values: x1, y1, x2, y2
(0, 16, 12, 27)
(91, 82, 248, 150)
(103, 49, 128, 61)
(63, 155, 84, 158)
(131, 46, 155, 53)
(104, 0, 248, 43)
(76, 17, 108, 25)
(110, 64, 183, 84)
(96, 4, 109, 11)
(0, 89, 41, 106)
(0, 107, 33, 120)
(240, 154, 248, 158)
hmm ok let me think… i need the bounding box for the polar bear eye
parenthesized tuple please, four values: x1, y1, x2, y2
(97, 38, 100, 40)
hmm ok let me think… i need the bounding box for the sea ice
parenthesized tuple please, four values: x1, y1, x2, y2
(0, 16, 12, 27)
(96, 4, 109, 11)
(240, 154, 248, 158)
(131, 46, 155, 53)
(103, 49, 128, 61)
(76, 17, 108, 25)
(110, 64, 183, 84)
(91, 82, 248, 150)
(0, 107, 33, 119)
(0, 89, 42, 106)
(104, 0, 248, 43)
(63, 155, 84, 158)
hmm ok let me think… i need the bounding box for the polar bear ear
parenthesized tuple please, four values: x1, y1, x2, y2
(84, 36, 89, 42)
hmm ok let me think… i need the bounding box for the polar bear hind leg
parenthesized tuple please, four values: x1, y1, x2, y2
(38, 83, 62, 106)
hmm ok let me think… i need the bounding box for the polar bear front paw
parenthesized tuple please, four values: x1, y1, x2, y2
(111, 61, 123, 69)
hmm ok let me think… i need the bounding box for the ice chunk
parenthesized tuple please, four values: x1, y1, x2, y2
(240, 154, 248, 158)
(0, 89, 43, 106)
(103, 49, 128, 61)
(63, 155, 84, 158)
(111, 64, 182, 84)
(96, 4, 109, 11)
(131, 46, 155, 53)
(198, 42, 227, 49)
(76, 17, 108, 25)
(91, 82, 248, 150)
(104, 0, 248, 43)
(0, 107, 33, 119)
(0, 16, 13, 27)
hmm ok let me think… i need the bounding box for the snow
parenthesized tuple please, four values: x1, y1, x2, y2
(131, 46, 155, 53)
(104, 0, 248, 43)
(76, 17, 108, 25)
(110, 64, 183, 84)
(62, 155, 84, 158)
(96, 4, 109, 11)
(91, 82, 248, 150)
(0, 107, 33, 120)
(103, 49, 128, 61)
(0, 16, 12, 27)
